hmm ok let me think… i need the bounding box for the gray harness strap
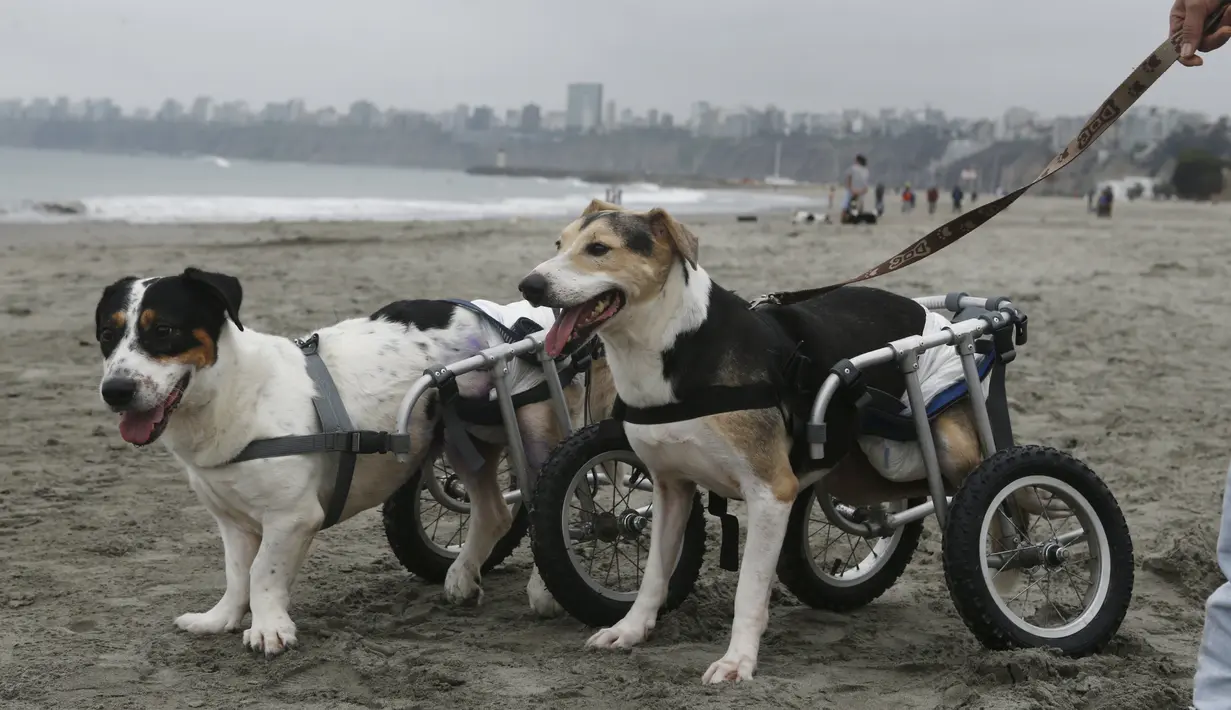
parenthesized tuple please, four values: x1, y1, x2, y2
(227, 334, 410, 530)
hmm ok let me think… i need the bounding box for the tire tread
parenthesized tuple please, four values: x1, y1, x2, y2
(941, 444, 1134, 656)
(528, 422, 707, 628)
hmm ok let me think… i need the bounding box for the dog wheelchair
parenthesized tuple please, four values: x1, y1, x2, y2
(527, 293, 1135, 655)
(379, 324, 701, 599)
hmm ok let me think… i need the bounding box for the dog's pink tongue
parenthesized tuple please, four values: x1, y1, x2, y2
(545, 306, 586, 358)
(119, 406, 163, 445)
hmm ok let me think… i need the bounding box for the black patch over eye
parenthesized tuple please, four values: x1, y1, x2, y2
(585, 242, 611, 257)
(98, 328, 116, 344)
(154, 324, 175, 338)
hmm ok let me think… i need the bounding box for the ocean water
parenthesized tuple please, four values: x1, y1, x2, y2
(0, 147, 809, 224)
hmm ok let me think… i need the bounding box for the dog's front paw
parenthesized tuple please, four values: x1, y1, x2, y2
(527, 569, 564, 618)
(701, 652, 757, 684)
(174, 609, 246, 635)
(444, 560, 483, 606)
(585, 616, 654, 650)
(243, 615, 297, 658)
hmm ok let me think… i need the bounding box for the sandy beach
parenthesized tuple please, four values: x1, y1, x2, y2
(1, 195, 1228, 710)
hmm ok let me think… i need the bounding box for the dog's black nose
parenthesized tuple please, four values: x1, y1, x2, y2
(101, 378, 137, 408)
(518, 272, 548, 306)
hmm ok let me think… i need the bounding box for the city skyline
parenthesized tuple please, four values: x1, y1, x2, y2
(4, 0, 1231, 121)
(0, 85, 1206, 163)
(0, 87, 1216, 133)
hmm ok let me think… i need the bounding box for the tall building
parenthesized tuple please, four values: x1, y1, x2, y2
(214, 101, 252, 124)
(467, 105, 495, 131)
(0, 99, 22, 119)
(156, 99, 185, 122)
(451, 104, 470, 132)
(190, 96, 213, 122)
(347, 100, 382, 127)
(286, 99, 307, 123)
(520, 103, 542, 132)
(604, 100, 616, 129)
(647, 108, 659, 127)
(566, 82, 603, 132)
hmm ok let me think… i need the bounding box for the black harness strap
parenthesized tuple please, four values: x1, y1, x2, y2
(433, 339, 596, 472)
(611, 383, 783, 426)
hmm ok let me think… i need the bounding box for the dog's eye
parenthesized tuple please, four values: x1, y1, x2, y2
(154, 324, 175, 338)
(98, 328, 115, 344)
(585, 242, 610, 257)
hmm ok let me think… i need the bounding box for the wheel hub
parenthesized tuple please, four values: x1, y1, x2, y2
(592, 512, 621, 542)
(619, 510, 649, 539)
(443, 474, 469, 503)
(1042, 541, 1068, 568)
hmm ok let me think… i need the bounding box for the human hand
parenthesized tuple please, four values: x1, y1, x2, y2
(1171, 0, 1231, 66)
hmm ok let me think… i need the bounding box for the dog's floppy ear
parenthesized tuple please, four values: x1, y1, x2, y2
(183, 267, 244, 331)
(646, 208, 699, 270)
(581, 198, 622, 216)
(95, 275, 138, 329)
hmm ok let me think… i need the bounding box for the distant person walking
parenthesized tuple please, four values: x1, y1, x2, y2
(951, 185, 964, 212)
(874, 182, 886, 216)
(926, 186, 940, 214)
(1166, 2, 1231, 708)
(843, 155, 870, 213)
(1095, 186, 1114, 218)
(900, 183, 916, 213)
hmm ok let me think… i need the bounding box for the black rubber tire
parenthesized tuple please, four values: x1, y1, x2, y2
(382, 456, 530, 584)
(529, 422, 708, 628)
(942, 445, 1134, 656)
(777, 488, 924, 611)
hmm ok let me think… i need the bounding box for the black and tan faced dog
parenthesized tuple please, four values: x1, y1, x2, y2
(518, 200, 990, 683)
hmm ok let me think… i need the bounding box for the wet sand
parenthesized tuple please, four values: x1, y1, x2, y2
(1, 196, 1227, 709)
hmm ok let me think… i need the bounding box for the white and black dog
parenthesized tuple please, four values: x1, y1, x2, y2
(93, 268, 610, 656)
(518, 200, 993, 683)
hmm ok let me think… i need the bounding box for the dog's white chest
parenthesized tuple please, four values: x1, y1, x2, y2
(624, 420, 747, 500)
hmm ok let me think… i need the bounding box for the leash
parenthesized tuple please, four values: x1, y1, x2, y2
(751, 1, 1231, 309)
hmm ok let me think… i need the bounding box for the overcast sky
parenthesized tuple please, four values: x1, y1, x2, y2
(2, 0, 1229, 120)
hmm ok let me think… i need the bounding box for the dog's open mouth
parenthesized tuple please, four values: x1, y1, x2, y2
(119, 374, 190, 447)
(545, 290, 625, 358)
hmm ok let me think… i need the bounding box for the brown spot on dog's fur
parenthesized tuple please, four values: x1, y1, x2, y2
(154, 327, 217, 368)
(139, 309, 156, 329)
(935, 404, 983, 478)
(710, 409, 797, 502)
(109, 311, 126, 328)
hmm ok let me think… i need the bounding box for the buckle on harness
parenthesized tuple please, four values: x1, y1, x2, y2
(295, 333, 321, 356)
(749, 293, 780, 310)
(338, 430, 406, 455)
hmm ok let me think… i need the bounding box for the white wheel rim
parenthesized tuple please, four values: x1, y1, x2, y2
(561, 451, 666, 603)
(978, 474, 1112, 639)
(803, 493, 906, 587)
